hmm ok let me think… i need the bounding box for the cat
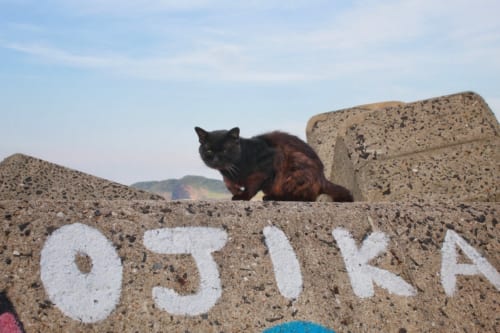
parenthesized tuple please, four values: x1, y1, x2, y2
(195, 126, 353, 202)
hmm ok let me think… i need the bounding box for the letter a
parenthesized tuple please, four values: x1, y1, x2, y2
(333, 228, 416, 298)
(441, 230, 500, 296)
(143, 227, 228, 315)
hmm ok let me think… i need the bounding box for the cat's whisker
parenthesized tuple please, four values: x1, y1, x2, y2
(227, 164, 239, 178)
(231, 164, 239, 174)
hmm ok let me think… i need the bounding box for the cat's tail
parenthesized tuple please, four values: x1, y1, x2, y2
(321, 179, 354, 202)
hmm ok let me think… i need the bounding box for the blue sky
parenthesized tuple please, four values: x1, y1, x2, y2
(1, 0, 499, 185)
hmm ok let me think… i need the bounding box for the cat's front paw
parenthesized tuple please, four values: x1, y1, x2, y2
(232, 193, 251, 201)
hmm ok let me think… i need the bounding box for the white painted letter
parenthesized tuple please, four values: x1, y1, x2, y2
(333, 228, 416, 298)
(441, 229, 500, 296)
(263, 226, 303, 299)
(143, 227, 227, 315)
(40, 223, 123, 323)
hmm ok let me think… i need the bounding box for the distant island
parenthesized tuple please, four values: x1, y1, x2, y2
(131, 175, 231, 200)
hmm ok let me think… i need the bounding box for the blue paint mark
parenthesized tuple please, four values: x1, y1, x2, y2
(264, 321, 336, 333)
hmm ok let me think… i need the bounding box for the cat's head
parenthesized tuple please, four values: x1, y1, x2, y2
(195, 127, 241, 170)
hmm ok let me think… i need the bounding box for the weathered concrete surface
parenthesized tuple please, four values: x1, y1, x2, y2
(307, 92, 500, 202)
(0, 154, 163, 201)
(1, 200, 498, 333)
(306, 101, 406, 181)
(1, 91, 499, 333)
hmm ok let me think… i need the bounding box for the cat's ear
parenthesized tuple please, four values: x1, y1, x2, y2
(228, 127, 240, 140)
(195, 127, 208, 144)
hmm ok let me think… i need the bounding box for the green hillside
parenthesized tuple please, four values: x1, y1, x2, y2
(131, 175, 230, 200)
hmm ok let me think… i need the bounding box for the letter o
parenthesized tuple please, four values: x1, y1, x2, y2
(40, 223, 122, 323)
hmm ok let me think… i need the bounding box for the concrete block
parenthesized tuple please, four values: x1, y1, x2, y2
(306, 101, 405, 180)
(0, 200, 498, 332)
(307, 92, 500, 202)
(0, 154, 163, 201)
(356, 139, 499, 202)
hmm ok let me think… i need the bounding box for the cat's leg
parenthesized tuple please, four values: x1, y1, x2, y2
(233, 172, 269, 201)
(223, 176, 256, 200)
(262, 195, 279, 201)
(223, 177, 245, 197)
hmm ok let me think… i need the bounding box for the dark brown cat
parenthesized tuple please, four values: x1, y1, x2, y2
(195, 127, 353, 202)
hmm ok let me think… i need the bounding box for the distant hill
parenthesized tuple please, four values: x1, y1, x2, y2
(131, 175, 231, 200)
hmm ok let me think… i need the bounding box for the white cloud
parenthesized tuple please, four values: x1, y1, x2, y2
(302, 0, 434, 49)
(52, 0, 213, 15)
(47, 0, 329, 16)
(292, 0, 500, 52)
(5, 43, 120, 68)
(3, 0, 500, 83)
(3, 41, 311, 82)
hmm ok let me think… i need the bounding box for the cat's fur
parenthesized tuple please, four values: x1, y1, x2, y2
(195, 127, 353, 202)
